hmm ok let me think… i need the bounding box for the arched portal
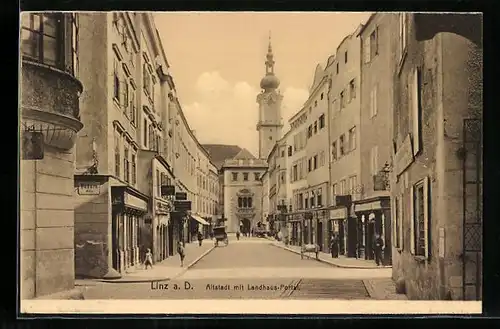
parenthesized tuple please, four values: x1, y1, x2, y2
(240, 218, 251, 235)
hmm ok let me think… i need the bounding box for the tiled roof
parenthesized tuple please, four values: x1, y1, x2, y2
(201, 144, 242, 169)
(232, 148, 256, 160)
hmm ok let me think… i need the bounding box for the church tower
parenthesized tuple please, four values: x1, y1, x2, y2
(256, 33, 283, 160)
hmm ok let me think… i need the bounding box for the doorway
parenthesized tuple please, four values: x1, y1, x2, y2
(111, 212, 119, 271)
(241, 218, 251, 235)
(168, 224, 174, 256)
(316, 221, 323, 251)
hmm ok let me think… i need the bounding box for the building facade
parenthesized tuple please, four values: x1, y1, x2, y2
(354, 13, 398, 266)
(222, 152, 268, 233)
(327, 26, 363, 258)
(20, 12, 83, 299)
(389, 13, 482, 300)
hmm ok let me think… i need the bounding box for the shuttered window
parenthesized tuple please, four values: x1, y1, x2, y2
(410, 177, 431, 259)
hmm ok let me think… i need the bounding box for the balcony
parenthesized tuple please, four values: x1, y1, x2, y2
(236, 207, 256, 215)
(21, 60, 83, 150)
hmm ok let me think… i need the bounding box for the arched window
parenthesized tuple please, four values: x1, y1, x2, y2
(238, 197, 242, 208)
(248, 197, 253, 208)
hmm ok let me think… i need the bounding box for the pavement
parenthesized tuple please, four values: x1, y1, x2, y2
(75, 240, 215, 285)
(81, 235, 404, 300)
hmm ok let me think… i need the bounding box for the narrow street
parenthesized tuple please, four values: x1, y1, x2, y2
(82, 236, 389, 299)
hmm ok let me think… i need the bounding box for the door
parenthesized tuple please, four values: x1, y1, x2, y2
(338, 221, 345, 255)
(347, 217, 358, 257)
(111, 212, 119, 271)
(462, 118, 482, 300)
(366, 222, 374, 260)
(168, 224, 174, 256)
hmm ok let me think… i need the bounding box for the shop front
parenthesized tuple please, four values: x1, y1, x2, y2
(287, 212, 303, 246)
(190, 213, 210, 241)
(111, 186, 149, 274)
(329, 207, 347, 256)
(354, 196, 392, 265)
(311, 208, 328, 252)
(154, 198, 173, 263)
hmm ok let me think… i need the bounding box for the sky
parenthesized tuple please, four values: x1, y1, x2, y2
(154, 12, 371, 157)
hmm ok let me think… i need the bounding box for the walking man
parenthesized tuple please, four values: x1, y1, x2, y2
(330, 233, 339, 258)
(197, 231, 203, 246)
(177, 241, 185, 267)
(144, 248, 153, 269)
(374, 234, 384, 266)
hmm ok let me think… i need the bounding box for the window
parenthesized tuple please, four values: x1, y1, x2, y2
(314, 100, 318, 107)
(310, 191, 315, 208)
(21, 13, 63, 68)
(339, 134, 345, 156)
(340, 180, 346, 195)
(349, 79, 356, 101)
(281, 150, 285, 157)
(336, 62, 339, 74)
(393, 196, 403, 249)
(123, 81, 129, 112)
(288, 145, 292, 156)
(344, 51, 348, 63)
(348, 126, 356, 152)
(411, 177, 430, 258)
(114, 133, 121, 178)
(321, 93, 324, 100)
(232, 172, 238, 181)
(319, 151, 325, 167)
(156, 169, 160, 195)
(293, 165, 298, 181)
(317, 188, 323, 207)
(131, 153, 136, 185)
(243, 172, 249, 181)
(148, 125, 154, 151)
(313, 155, 318, 170)
(370, 28, 379, 59)
(130, 90, 136, 125)
(248, 197, 253, 208)
(113, 58, 120, 101)
(340, 91, 345, 109)
(409, 67, 422, 155)
(298, 193, 303, 209)
(314, 121, 318, 134)
(143, 119, 148, 148)
(332, 183, 338, 203)
(371, 146, 379, 175)
(331, 141, 337, 161)
(254, 172, 260, 181)
(143, 61, 151, 96)
(238, 197, 242, 208)
(370, 84, 378, 117)
(348, 175, 357, 194)
(319, 114, 325, 129)
(308, 158, 312, 172)
(307, 125, 313, 138)
(124, 147, 129, 183)
(399, 13, 408, 62)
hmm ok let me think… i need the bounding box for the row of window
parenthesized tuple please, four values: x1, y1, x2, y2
(237, 197, 253, 208)
(294, 187, 324, 210)
(393, 177, 431, 259)
(197, 173, 218, 195)
(331, 126, 357, 162)
(332, 79, 357, 113)
(197, 197, 217, 215)
(231, 172, 261, 182)
(291, 156, 307, 182)
(307, 114, 326, 138)
(331, 175, 358, 201)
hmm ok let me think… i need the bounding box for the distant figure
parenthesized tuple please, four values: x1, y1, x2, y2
(251, 228, 254, 237)
(177, 241, 185, 267)
(236, 231, 240, 240)
(330, 233, 339, 258)
(197, 231, 203, 246)
(277, 231, 283, 242)
(144, 248, 153, 269)
(374, 234, 384, 266)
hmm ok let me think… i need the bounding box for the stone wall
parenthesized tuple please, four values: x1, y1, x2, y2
(74, 180, 111, 278)
(20, 146, 76, 299)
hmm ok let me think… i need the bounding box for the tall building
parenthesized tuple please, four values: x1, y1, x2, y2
(256, 36, 283, 160)
(20, 12, 83, 299)
(389, 13, 482, 300)
(354, 13, 398, 266)
(327, 25, 363, 258)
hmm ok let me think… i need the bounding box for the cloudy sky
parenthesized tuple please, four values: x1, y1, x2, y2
(154, 12, 371, 157)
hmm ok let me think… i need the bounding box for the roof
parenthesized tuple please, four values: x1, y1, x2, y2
(233, 148, 257, 160)
(201, 144, 243, 169)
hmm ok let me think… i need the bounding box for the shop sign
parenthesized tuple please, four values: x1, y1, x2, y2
(394, 134, 415, 177)
(124, 193, 148, 211)
(174, 200, 192, 211)
(112, 194, 123, 205)
(175, 192, 187, 200)
(156, 200, 173, 214)
(335, 195, 352, 207)
(330, 208, 347, 219)
(161, 185, 175, 197)
(78, 182, 100, 195)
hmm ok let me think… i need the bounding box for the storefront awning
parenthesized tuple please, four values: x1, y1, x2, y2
(191, 214, 210, 226)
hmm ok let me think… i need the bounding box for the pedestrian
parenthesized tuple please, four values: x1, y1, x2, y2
(197, 231, 203, 246)
(374, 234, 384, 266)
(236, 231, 240, 240)
(330, 233, 339, 258)
(177, 241, 185, 267)
(144, 248, 153, 269)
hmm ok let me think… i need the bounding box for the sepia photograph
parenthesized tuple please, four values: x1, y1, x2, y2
(19, 11, 483, 315)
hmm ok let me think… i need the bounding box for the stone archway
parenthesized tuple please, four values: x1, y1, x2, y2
(240, 218, 251, 235)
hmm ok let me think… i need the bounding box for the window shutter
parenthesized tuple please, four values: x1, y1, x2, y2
(364, 37, 371, 63)
(412, 67, 421, 156)
(423, 176, 430, 259)
(409, 186, 415, 254)
(398, 197, 403, 249)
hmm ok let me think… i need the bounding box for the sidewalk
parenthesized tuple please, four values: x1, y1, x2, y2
(76, 241, 215, 284)
(363, 278, 408, 300)
(269, 240, 391, 269)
